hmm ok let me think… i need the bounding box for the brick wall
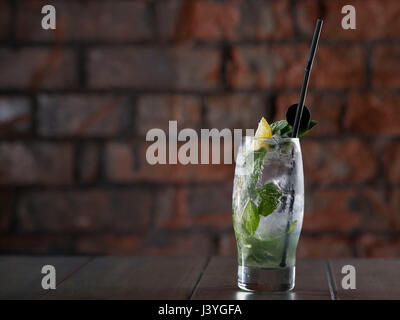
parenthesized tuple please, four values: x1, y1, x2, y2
(0, 0, 399, 257)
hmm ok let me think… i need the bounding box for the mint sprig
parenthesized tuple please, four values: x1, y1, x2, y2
(270, 120, 288, 133)
(238, 149, 282, 236)
(236, 117, 317, 238)
(271, 120, 318, 138)
(240, 183, 283, 237)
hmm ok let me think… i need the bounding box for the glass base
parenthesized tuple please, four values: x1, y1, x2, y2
(238, 265, 295, 292)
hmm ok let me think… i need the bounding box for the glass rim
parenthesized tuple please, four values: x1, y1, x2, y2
(242, 136, 299, 142)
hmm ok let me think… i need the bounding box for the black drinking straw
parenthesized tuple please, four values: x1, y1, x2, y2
(280, 19, 323, 268)
(291, 19, 323, 138)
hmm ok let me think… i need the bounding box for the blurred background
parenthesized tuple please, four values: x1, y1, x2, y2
(0, 0, 399, 258)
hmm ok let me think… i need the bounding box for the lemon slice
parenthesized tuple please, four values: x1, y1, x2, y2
(254, 117, 272, 150)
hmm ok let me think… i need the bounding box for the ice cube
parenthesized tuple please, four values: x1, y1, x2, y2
(253, 209, 289, 240)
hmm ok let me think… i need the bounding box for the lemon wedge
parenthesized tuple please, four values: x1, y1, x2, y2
(254, 117, 272, 150)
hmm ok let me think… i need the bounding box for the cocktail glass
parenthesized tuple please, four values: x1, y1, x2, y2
(232, 136, 304, 292)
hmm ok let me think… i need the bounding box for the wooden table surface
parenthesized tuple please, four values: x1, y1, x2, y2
(0, 256, 399, 300)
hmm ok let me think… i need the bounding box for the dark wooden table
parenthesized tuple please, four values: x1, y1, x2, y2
(0, 256, 399, 300)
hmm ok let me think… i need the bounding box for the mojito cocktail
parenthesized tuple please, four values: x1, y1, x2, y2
(233, 117, 315, 292)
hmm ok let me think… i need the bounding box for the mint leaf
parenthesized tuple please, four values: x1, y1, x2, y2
(243, 148, 267, 193)
(256, 182, 282, 217)
(242, 199, 260, 236)
(270, 120, 318, 138)
(298, 120, 318, 137)
(270, 120, 289, 135)
(287, 220, 298, 234)
(235, 149, 268, 239)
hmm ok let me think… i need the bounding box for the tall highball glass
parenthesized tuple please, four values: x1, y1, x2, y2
(232, 136, 304, 292)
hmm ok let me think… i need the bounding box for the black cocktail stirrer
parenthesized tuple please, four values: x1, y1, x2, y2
(292, 19, 323, 138)
(280, 19, 323, 268)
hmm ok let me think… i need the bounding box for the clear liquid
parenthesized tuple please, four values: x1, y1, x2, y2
(238, 265, 295, 292)
(232, 137, 304, 291)
(233, 188, 303, 269)
(236, 229, 300, 268)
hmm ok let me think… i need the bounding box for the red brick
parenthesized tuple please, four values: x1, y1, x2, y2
(356, 234, 400, 257)
(311, 45, 365, 89)
(0, 97, 31, 134)
(78, 143, 100, 183)
(0, 142, 73, 185)
(302, 140, 377, 184)
(390, 189, 400, 217)
(16, 0, 152, 41)
(304, 189, 363, 232)
(218, 232, 236, 256)
(77, 230, 213, 256)
(383, 142, 400, 184)
(295, 0, 320, 37)
(236, 0, 292, 40)
(188, 184, 232, 218)
(304, 188, 397, 233)
(373, 46, 400, 89)
(106, 141, 234, 184)
(0, 234, 142, 255)
(153, 187, 176, 228)
(0, 48, 77, 89)
(227, 45, 364, 89)
(88, 47, 220, 90)
(276, 93, 343, 136)
(137, 231, 212, 256)
(38, 95, 133, 137)
(164, 0, 239, 41)
(297, 235, 353, 258)
(21, 232, 212, 256)
(297, 0, 400, 40)
(156, 0, 183, 40)
(0, 1, 10, 40)
(17, 189, 151, 234)
(345, 94, 400, 135)
(155, 185, 233, 230)
(0, 190, 13, 232)
(136, 95, 201, 136)
(227, 45, 302, 89)
(206, 94, 268, 130)
(158, 0, 292, 41)
(361, 188, 400, 231)
(0, 235, 76, 254)
(75, 235, 142, 255)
